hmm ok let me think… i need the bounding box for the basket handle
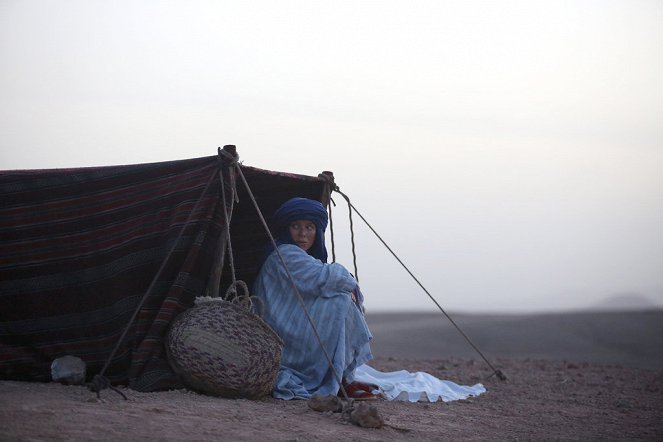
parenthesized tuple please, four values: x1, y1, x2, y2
(224, 280, 264, 315)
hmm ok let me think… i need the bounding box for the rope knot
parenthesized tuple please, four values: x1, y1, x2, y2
(218, 146, 240, 167)
(317, 172, 339, 192)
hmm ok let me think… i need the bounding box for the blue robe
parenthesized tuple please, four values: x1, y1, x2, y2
(253, 244, 373, 399)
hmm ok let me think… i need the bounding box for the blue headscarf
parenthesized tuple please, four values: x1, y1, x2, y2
(262, 197, 329, 265)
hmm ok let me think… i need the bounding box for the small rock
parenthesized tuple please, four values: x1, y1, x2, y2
(350, 403, 383, 429)
(307, 394, 343, 413)
(51, 355, 86, 385)
(613, 400, 632, 409)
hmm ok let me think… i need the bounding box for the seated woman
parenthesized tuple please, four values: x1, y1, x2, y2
(253, 197, 373, 400)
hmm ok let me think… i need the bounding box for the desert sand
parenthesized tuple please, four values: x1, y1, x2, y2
(1, 310, 662, 441)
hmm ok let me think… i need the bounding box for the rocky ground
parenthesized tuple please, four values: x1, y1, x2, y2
(2, 357, 661, 441)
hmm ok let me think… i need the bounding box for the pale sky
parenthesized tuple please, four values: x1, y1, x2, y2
(1, 0, 662, 312)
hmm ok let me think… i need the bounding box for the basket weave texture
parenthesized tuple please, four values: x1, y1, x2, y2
(166, 300, 283, 399)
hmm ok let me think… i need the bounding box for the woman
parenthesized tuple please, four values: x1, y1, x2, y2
(253, 197, 373, 400)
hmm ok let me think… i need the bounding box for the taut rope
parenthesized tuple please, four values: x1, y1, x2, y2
(327, 181, 507, 382)
(91, 167, 219, 398)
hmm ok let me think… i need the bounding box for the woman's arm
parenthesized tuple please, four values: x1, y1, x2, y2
(268, 244, 357, 299)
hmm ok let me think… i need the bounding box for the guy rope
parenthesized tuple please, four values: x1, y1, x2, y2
(318, 174, 507, 382)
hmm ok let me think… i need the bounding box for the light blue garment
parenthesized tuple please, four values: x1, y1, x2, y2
(253, 244, 373, 400)
(353, 364, 486, 402)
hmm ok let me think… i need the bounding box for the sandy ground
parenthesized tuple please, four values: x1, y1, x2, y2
(2, 310, 662, 441)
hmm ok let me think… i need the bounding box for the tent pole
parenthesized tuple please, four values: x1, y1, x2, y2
(207, 145, 238, 298)
(318, 171, 335, 207)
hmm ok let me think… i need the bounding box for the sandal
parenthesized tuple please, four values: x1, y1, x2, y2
(340, 380, 380, 401)
(350, 381, 378, 393)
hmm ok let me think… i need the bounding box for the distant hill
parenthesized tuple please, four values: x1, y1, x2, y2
(590, 293, 663, 311)
(365, 310, 663, 370)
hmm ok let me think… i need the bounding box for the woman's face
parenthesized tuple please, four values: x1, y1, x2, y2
(289, 219, 316, 251)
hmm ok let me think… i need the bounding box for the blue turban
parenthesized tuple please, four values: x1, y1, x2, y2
(262, 197, 329, 265)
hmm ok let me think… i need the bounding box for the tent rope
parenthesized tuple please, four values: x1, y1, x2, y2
(217, 147, 239, 292)
(90, 167, 219, 398)
(231, 159, 353, 402)
(328, 183, 507, 382)
(319, 174, 359, 280)
(343, 193, 360, 282)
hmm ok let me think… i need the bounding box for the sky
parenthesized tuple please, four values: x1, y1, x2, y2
(1, 0, 662, 313)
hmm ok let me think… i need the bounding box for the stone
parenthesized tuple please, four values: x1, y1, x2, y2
(51, 355, 86, 385)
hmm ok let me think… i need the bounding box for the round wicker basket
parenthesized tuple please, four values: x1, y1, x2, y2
(166, 299, 283, 399)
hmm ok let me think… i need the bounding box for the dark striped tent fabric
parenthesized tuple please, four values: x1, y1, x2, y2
(0, 155, 328, 391)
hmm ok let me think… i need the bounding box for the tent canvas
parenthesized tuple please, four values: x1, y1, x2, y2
(0, 149, 330, 391)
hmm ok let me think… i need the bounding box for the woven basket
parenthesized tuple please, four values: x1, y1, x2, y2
(166, 297, 283, 399)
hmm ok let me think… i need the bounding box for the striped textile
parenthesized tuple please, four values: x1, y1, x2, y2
(0, 156, 227, 391)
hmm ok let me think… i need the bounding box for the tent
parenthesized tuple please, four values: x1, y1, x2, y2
(0, 146, 332, 391)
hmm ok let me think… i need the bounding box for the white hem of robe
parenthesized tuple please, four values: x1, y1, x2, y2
(353, 364, 486, 402)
